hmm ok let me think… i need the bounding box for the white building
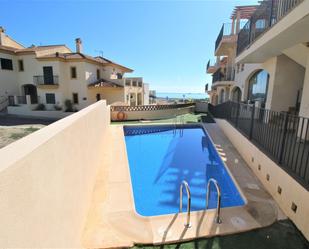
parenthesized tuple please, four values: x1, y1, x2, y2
(0, 27, 150, 116)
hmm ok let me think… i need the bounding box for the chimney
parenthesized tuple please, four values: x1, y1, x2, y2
(0, 26, 5, 45)
(75, 38, 82, 53)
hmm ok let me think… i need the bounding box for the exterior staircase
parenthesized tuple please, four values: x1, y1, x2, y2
(0, 96, 8, 114)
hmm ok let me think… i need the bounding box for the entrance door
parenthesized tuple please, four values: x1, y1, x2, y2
(43, 66, 54, 84)
(96, 93, 101, 101)
(23, 84, 38, 104)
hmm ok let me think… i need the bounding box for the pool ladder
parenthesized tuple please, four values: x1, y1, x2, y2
(206, 178, 222, 224)
(179, 178, 222, 228)
(173, 116, 185, 136)
(179, 180, 191, 228)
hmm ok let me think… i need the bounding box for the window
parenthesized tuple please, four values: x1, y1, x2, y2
(241, 64, 245, 71)
(255, 19, 266, 29)
(1, 58, 13, 70)
(117, 73, 123, 79)
(18, 60, 24, 71)
(132, 80, 137, 87)
(72, 93, 79, 104)
(96, 69, 100, 80)
(236, 63, 240, 73)
(46, 93, 56, 104)
(70, 67, 77, 79)
(125, 80, 131, 86)
(138, 81, 142, 87)
(248, 70, 269, 104)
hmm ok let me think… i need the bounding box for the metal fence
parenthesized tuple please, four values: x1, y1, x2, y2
(209, 101, 309, 189)
(33, 75, 59, 85)
(215, 23, 233, 51)
(237, 0, 304, 55)
(212, 66, 235, 83)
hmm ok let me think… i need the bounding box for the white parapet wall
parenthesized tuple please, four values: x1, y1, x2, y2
(195, 101, 208, 113)
(111, 104, 195, 121)
(0, 100, 110, 248)
(215, 118, 309, 240)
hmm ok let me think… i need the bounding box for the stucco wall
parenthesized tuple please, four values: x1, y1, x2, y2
(111, 106, 194, 121)
(265, 55, 305, 112)
(0, 100, 110, 248)
(299, 54, 309, 118)
(234, 63, 262, 101)
(216, 119, 309, 240)
(88, 87, 125, 105)
(0, 51, 18, 96)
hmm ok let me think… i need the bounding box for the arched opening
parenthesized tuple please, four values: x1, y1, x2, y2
(22, 84, 38, 104)
(219, 89, 225, 104)
(247, 70, 269, 107)
(231, 87, 241, 102)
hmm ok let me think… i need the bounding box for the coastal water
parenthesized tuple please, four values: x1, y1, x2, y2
(156, 92, 208, 100)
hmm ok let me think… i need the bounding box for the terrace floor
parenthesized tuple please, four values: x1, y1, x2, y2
(82, 120, 286, 248)
(132, 219, 309, 249)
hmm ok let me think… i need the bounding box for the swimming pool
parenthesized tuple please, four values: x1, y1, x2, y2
(124, 125, 245, 217)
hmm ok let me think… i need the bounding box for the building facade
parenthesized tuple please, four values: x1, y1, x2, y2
(206, 5, 262, 106)
(207, 0, 308, 117)
(0, 27, 151, 115)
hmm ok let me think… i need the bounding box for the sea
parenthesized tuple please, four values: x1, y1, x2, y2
(156, 92, 208, 100)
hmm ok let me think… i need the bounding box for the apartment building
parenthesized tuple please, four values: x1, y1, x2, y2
(206, 5, 262, 106)
(236, 0, 307, 116)
(0, 27, 150, 116)
(208, 0, 309, 240)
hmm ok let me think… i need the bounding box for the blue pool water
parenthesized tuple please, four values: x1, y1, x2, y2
(124, 126, 245, 216)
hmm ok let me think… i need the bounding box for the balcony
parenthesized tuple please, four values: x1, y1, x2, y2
(212, 67, 235, 88)
(215, 23, 237, 56)
(237, 0, 304, 59)
(206, 59, 220, 74)
(34, 75, 59, 88)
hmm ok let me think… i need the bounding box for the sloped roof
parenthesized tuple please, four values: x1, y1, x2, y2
(37, 53, 133, 72)
(88, 78, 124, 88)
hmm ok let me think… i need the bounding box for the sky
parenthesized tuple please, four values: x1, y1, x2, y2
(1, 0, 258, 93)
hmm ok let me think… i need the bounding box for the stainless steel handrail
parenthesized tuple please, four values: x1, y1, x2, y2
(206, 178, 222, 224)
(179, 180, 191, 228)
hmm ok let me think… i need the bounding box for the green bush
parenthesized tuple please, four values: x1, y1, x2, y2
(35, 103, 46, 111)
(54, 104, 62, 111)
(64, 99, 74, 112)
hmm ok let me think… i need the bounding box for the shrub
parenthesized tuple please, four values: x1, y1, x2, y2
(35, 103, 46, 111)
(64, 99, 74, 112)
(54, 104, 62, 111)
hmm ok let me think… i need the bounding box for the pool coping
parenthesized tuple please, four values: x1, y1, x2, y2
(82, 122, 286, 249)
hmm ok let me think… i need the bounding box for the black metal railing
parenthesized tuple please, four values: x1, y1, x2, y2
(215, 23, 233, 51)
(212, 67, 235, 84)
(33, 75, 59, 85)
(111, 103, 195, 112)
(237, 0, 304, 55)
(209, 101, 309, 189)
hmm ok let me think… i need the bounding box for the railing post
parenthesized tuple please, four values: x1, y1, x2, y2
(235, 102, 240, 127)
(249, 104, 255, 140)
(279, 112, 289, 164)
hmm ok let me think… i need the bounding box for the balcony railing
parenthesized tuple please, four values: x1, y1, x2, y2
(215, 23, 233, 51)
(212, 67, 235, 84)
(209, 101, 309, 189)
(237, 0, 304, 55)
(33, 75, 59, 85)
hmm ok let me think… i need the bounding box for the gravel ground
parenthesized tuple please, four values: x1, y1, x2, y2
(0, 124, 46, 149)
(0, 115, 55, 149)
